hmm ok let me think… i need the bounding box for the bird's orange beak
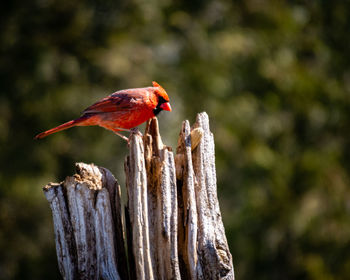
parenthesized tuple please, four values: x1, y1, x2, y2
(160, 102, 172, 112)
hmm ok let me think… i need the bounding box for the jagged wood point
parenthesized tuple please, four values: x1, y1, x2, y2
(43, 112, 234, 280)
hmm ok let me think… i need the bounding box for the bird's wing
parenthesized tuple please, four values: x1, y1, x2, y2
(83, 90, 147, 114)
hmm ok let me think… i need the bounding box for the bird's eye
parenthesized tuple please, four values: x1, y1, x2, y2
(158, 96, 166, 104)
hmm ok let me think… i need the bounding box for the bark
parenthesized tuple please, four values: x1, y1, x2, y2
(44, 112, 234, 280)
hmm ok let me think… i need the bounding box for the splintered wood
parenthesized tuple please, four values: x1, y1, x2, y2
(44, 164, 126, 280)
(44, 112, 234, 280)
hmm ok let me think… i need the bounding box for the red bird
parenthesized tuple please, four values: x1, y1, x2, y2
(35, 81, 172, 140)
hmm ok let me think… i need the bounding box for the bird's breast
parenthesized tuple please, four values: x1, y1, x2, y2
(98, 107, 155, 130)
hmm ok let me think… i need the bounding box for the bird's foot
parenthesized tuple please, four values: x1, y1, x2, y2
(130, 127, 142, 135)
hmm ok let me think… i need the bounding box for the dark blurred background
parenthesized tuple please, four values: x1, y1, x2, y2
(1, 0, 350, 279)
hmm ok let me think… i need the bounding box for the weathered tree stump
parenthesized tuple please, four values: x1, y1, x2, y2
(43, 112, 234, 280)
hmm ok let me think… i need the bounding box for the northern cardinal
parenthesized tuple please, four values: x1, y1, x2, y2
(35, 81, 172, 141)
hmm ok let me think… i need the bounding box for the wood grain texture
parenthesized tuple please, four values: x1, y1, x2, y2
(44, 163, 122, 280)
(44, 183, 77, 279)
(44, 112, 234, 280)
(175, 120, 200, 280)
(99, 167, 129, 280)
(143, 118, 181, 280)
(124, 130, 154, 280)
(191, 112, 234, 280)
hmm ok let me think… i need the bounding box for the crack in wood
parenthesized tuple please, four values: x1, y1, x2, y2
(43, 112, 234, 280)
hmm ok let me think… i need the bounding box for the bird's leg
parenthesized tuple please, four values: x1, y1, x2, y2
(111, 127, 131, 142)
(113, 131, 129, 142)
(113, 128, 142, 145)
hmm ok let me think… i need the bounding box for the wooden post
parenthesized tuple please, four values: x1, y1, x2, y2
(43, 112, 234, 280)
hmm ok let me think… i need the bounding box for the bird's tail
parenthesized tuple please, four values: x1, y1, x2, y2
(34, 116, 89, 139)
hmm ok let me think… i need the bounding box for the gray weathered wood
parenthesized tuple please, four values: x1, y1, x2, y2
(44, 184, 77, 279)
(175, 120, 201, 280)
(44, 163, 122, 280)
(142, 118, 181, 280)
(124, 130, 154, 280)
(100, 167, 129, 280)
(192, 112, 234, 280)
(44, 112, 234, 280)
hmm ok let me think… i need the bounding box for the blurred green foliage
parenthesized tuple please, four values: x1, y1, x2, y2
(1, 0, 350, 279)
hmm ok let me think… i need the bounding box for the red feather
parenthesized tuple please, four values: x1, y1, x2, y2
(35, 82, 171, 140)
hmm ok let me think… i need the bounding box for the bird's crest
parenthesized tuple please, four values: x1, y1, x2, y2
(152, 81, 169, 102)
